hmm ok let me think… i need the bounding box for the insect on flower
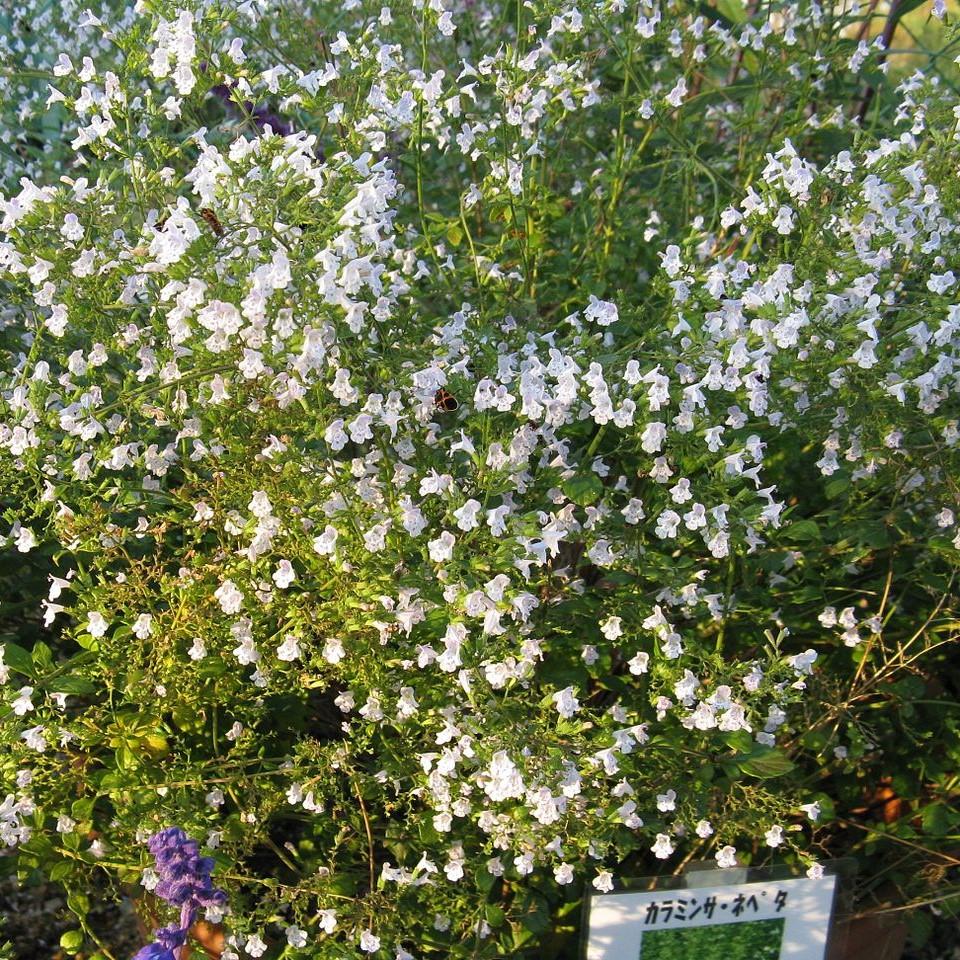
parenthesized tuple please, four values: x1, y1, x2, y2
(200, 207, 225, 238)
(434, 388, 458, 412)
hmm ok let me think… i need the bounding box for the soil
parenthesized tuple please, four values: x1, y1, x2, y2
(0, 874, 141, 960)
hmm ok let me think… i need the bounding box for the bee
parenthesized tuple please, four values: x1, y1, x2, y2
(200, 207, 225, 238)
(434, 388, 458, 412)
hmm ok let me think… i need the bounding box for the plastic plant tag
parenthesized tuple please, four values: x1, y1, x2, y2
(584, 867, 839, 959)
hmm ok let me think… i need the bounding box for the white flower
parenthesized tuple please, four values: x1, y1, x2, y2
(86, 612, 110, 637)
(482, 751, 525, 802)
(599, 616, 622, 641)
(359, 930, 381, 953)
(323, 638, 346, 664)
(214, 580, 244, 614)
(628, 652, 649, 675)
(276, 635, 302, 662)
(245, 934, 267, 957)
(656, 789, 677, 812)
(313, 525, 339, 556)
(21, 725, 47, 752)
(773, 205, 795, 234)
(552, 686, 580, 719)
(660, 244, 682, 277)
(11, 687, 34, 716)
(651, 834, 674, 859)
(641, 422, 666, 453)
(592, 870, 614, 892)
(226, 37, 246, 63)
(453, 499, 482, 531)
(765, 825, 785, 847)
(584, 295, 619, 326)
(665, 76, 687, 108)
(272, 560, 296, 589)
(233, 637, 260, 666)
(428, 531, 456, 563)
(364, 523, 390, 553)
(285, 926, 308, 948)
(789, 649, 818, 674)
(14, 527, 36, 553)
(437, 11, 456, 35)
(715, 845, 738, 868)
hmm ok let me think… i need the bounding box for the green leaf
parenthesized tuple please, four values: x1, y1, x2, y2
(696, 763, 715, 784)
(892, 675, 926, 701)
(714, 0, 749, 23)
(115, 743, 138, 770)
(49, 860, 74, 882)
(906, 907, 934, 948)
(1, 641, 34, 678)
(514, 890, 551, 938)
(825, 477, 849, 499)
(921, 802, 960, 837)
(784, 519, 821, 542)
(32, 641, 53, 671)
(74, 633, 100, 652)
(736, 748, 795, 780)
(722, 730, 754, 754)
(855, 521, 889, 548)
(476, 863, 496, 894)
(67, 891, 90, 918)
(562, 473, 603, 506)
(51, 676, 96, 695)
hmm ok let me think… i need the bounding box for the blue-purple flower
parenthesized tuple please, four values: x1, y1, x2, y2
(132, 827, 226, 960)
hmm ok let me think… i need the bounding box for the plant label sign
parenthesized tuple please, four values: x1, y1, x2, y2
(586, 874, 838, 959)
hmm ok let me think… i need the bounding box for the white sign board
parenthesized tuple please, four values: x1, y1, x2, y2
(586, 874, 838, 959)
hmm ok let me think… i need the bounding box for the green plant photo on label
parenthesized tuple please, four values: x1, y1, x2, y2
(0, 0, 958, 958)
(640, 918, 785, 960)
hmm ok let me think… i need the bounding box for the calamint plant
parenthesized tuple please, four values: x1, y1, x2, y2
(0, 0, 958, 957)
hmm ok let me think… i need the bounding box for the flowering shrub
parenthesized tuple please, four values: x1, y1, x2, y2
(1, 0, 959, 957)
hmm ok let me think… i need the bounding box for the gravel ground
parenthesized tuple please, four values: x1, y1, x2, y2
(0, 875, 141, 960)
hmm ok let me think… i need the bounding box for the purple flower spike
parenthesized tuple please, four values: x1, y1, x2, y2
(132, 946, 176, 960)
(133, 827, 227, 960)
